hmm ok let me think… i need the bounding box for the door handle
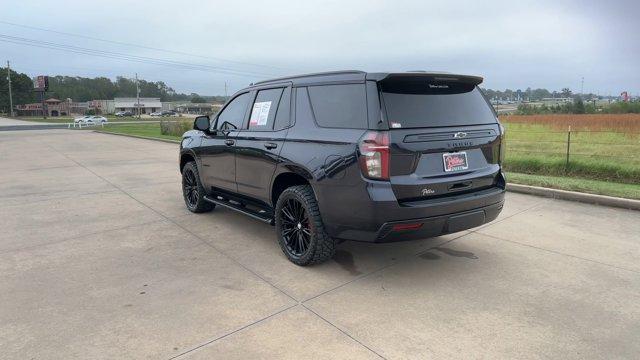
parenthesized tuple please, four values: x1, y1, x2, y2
(224, 139, 235, 146)
(264, 142, 278, 150)
(448, 181, 472, 191)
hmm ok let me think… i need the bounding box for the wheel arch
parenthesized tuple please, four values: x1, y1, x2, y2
(179, 150, 197, 173)
(270, 170, 314, 207)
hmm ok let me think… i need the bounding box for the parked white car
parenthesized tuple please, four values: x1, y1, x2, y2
(86, 116, 108, 124)
(74, 115, 108, 124)
(149, 111, 163, 117)
(74, 115, 91, 123)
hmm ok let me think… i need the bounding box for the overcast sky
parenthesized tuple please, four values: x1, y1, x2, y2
(2, 0, 638, 96)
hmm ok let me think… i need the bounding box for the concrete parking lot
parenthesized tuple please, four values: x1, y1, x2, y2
(1, 126, 639, 359)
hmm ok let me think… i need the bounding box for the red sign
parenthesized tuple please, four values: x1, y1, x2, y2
(34, 75, 49, 91)
(443, 152, 469, 172)
(621, 91, 629, 102)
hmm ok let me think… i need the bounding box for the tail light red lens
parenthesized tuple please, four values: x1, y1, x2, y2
(392, 223, 423, 231)
(358, 131, 390, 180)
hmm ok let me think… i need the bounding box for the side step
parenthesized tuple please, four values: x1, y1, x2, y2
(203, 195, 274, 225)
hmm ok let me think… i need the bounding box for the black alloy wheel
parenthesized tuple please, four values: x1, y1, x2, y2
(280, 198, 311, 258)
(181, 161, 214, 213)
(275, 185, 335, 265)
(183, 168, 199, 208)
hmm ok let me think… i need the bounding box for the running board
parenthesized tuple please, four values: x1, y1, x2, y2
(203, 195, 274, 225)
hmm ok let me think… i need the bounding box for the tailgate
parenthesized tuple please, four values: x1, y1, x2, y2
(388, 125, 501, 202)
(378, 73, 503, 202)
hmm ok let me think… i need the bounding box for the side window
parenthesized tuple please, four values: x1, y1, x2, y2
(248, 88, 283, 130)
(216, 92, 250, 130)
(273, 87, 291, 130)
(307, 84, 367, 129)
(295, 87, 314, 127)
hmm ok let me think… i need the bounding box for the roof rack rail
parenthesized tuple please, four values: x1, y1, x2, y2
(253, 70, 365, 85)
(406, 70, 452, 74)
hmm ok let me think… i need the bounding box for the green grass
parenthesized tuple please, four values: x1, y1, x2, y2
(507, 172, 640, 200)
(159, 120, 192, 137)
(89, 123, 181, 141)
(503, 122, 640, 184)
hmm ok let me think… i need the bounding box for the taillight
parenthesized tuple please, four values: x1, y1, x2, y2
(358, 131, 390, 180)
(392, 223, 423, 231)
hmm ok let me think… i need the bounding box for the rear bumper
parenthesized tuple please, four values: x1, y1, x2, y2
(374, 200, 503, 242)
(318, 180, 505, 243)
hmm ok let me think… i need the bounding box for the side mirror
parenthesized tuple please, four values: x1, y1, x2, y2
(193, 116, 210, 132)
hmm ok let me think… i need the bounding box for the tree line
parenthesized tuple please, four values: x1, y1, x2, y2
(0, 67, 223, 114)
(0, 67, 34, 114)
(481, 87, 585, 101)
(516, 99, 640, 115)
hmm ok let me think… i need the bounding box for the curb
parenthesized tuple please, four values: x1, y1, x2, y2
(93, 130, 181, 144)
(507, 183, 640, 211)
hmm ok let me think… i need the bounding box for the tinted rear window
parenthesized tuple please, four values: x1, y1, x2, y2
(307, 84, 367, 129)
(274, 87, 291, 130)
(381, 82, 496, 128)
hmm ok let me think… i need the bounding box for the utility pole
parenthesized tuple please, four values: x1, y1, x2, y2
(6, 61, 14, 117)
(224, 81, 228, 98)
(580, 76, 584, 96)
(135, 72, 140, 119)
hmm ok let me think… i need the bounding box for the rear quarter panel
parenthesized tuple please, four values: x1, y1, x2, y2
(275, 91, 368, 233)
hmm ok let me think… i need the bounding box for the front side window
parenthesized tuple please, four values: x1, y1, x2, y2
(248, 88, 284, 130)
(216, 92, 250, 130)
(307, 84, 367, 129)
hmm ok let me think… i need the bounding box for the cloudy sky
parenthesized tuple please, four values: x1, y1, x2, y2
(2, 0, 638, 95)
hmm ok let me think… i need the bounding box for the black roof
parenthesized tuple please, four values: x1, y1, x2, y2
(251, 70, 365, 87)
(251, 70, 483, 87)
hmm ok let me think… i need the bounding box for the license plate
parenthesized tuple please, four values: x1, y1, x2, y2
(443, 152, 469, 172)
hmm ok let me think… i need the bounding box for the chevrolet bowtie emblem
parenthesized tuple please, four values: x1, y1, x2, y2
(453, 132, 468, 139)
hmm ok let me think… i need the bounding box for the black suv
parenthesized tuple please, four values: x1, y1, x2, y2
(179, 71, 505, 265)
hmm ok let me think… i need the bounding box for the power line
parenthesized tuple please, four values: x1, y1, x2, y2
(0, 34, 276, 78)
(0, 37, 225, 74)
(11, 63, 137, 76)
(0, 34, 274, 76)
(0, 20, 285, 72)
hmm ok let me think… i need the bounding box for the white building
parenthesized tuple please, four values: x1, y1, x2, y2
(114, 98, 162, 114)
(88, 100, 115, 114)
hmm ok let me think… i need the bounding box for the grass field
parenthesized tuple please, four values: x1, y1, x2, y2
(93, 123, 181, 141)
(501, 117, 640, 185)
(507, 172, 640, 200)
(501, 114, 640, 132)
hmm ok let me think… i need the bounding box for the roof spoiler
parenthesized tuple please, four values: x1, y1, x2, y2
(368, 72, 483, 86)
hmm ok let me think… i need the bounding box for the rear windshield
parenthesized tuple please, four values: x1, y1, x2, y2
(381, 81, 496, 128)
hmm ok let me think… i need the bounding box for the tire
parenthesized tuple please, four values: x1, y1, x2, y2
(182, 161, 214, 213)
(275, 185, 335, 265)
